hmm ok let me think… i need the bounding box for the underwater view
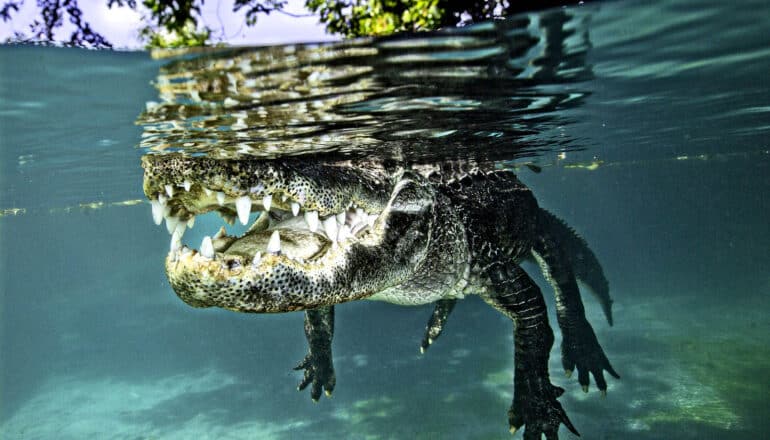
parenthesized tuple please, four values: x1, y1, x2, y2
(1, 0, 768, 438)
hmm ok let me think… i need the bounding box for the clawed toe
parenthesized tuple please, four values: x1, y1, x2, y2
(511, 376, 580, 439)
(562, 321, 619, 395)
(294, 352, 335, 401)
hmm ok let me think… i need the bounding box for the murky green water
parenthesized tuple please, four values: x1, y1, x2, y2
(1, 0, 768, 438)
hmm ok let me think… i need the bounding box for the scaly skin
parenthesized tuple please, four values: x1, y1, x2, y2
(142, 154, 617, 438)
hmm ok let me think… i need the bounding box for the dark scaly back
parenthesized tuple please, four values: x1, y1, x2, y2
(439, 170, 539, 267)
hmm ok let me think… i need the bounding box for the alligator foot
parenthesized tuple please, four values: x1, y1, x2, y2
(562, 318, 619, 394)
(294, 351, 336, 401)
(510, 375, 578, 439)
(295, 307, 336, 401)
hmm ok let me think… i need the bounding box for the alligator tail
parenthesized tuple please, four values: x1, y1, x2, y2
(538, 208, 614, 326)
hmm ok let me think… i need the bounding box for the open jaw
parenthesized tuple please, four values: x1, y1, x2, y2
(141, 154, 393, 312)
(154, 190, 380, 269)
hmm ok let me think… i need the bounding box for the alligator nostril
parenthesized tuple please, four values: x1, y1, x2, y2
(227, 259, 242, 270)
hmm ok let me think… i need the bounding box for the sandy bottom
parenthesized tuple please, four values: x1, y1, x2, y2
(2, 289, 768, 440)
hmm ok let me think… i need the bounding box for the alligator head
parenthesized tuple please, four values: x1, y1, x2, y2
(142, 154, 437, 313)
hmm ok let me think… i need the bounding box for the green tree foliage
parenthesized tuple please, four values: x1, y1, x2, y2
(306, 0, 443, 37)
(139, 0, 288, 48)
(137, 0, 210, 48)
(138, 0, 285, 48)
(0, 0, 286, 48)
(306, 0, 578, 37)
(1, 0, 577, 48)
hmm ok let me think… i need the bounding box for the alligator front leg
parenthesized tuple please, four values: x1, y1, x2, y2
(294, 306, 336, 401)
(420, 299, 457, 353)
(532, 231, 619, 394)
(483, 262, 578, 438)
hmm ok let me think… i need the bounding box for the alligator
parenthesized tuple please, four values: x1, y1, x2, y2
(142, 154, 618, 438)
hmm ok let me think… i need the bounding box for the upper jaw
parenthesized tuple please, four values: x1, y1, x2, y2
(141, 154, 391, 218)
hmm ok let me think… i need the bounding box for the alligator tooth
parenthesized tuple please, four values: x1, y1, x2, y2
(176, 221, 187, 237)
(291, 202, 300, 216)
(251, 251, 262, 268)
(151, 200, 163, 225)
(181, 246, 192, 256)
(165, 216, 179, 234)
(183, 180, 191, 192)
(267, 230, 281, 254)
(262, 194, 272, 212)
(186, 217, 195, 228)
(200, 236, 215, 259)
(281, 195, 288, 202)
(170, 236, 182, 253)
(158, 194, 168, 205)
(203, 187, 212, 196)
(235, 196, 252, 225)
(164, 184, 174, 198)
(337, 224, 352, 242)
(356, 207, 365, 219)
(170, 225, 184, 252)
(304, 210, 319, 232)
(323, 217, 338, 242)
(336, 212, 346, 225)
(213, 226, 227, 239)
(216, 191, 226, 205)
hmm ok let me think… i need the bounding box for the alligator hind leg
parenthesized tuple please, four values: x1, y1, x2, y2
(532, 220, 619, 394)
(482, 261, 578, 439)
(420, 299, 456, 353)
(294, 306, 336, 401)
(538, 208, 614, 326)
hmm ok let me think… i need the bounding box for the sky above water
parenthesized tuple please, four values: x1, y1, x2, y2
(0, 0, 336, 49)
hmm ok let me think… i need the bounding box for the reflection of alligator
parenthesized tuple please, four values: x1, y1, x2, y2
(142, 154, 618, 438)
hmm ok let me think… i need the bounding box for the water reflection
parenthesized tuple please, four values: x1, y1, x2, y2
(136, 10, 591, 164)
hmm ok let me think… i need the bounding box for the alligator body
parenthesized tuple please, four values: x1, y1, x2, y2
(142, 154, 618, 438)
